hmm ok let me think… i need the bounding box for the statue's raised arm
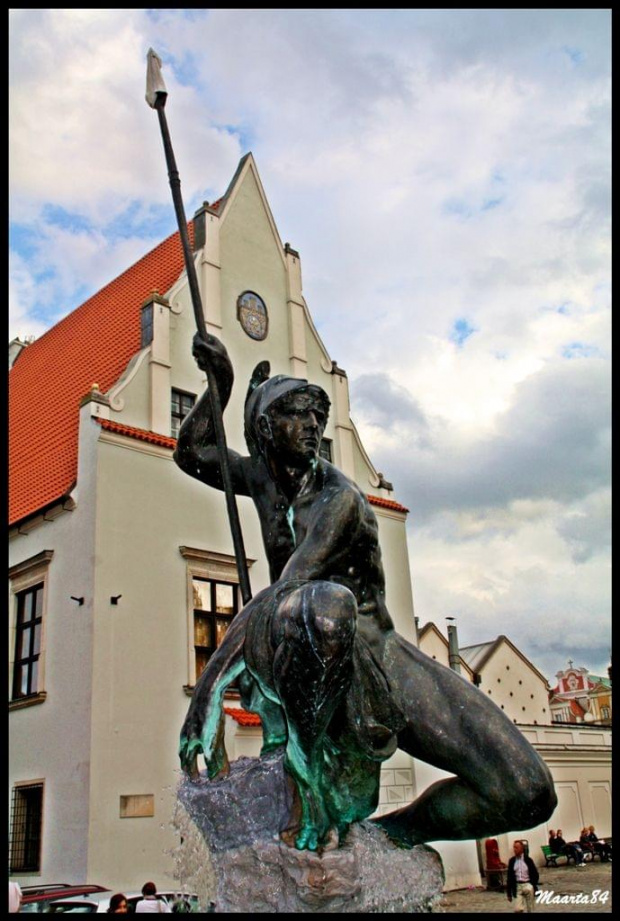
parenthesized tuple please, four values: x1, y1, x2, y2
(174, 333, 250, 496)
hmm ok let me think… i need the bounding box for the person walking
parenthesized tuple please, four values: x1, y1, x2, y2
(507, 840, 539, 912)
(134, 882, 172, 913)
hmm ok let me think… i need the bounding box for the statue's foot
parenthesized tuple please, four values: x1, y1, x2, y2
(280, 821, 339, 852)
(322, 825, 340, 852)
(178, 730, 230, 782)
(280, 824, 300, 849)
(206, 743, 230, 780)
(372, 811, 422, 848)
(279, 781, 338, 852)
(179, 735, 202, 782)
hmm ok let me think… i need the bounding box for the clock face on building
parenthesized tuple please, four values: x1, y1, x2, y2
(237, 291, 268, 341)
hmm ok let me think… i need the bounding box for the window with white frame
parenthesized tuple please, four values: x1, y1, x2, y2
(193, 577, 240, 681)
(179, 547, 253, 691)
(9, 550, 53, 707)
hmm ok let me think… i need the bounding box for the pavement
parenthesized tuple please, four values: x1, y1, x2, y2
(433, 859, 612, 913)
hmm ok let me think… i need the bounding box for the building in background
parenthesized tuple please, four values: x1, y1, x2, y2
(549, 663, 612, 725)
(417, 622, 612, 873)
(416, 621, 474, 680)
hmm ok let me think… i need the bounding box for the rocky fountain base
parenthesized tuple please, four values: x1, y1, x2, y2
(175, 750, 444, 913)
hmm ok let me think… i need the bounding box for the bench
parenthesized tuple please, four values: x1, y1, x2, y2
(541, 845, 570, 867)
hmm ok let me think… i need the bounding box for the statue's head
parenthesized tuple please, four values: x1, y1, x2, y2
(245, 369, 330, 465)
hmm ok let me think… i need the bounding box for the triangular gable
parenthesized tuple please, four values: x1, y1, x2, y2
(461, 635, 550, 687)
(417, 622, 447, 644)
(215, 153, 287, 270)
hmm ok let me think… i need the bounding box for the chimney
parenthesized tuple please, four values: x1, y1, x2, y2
(9, 337, 30, 369)
(447, 624, 462, 674)
(193, 201, 211, 252)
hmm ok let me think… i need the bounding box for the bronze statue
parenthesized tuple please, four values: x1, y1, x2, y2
(175, 333, 557, 852)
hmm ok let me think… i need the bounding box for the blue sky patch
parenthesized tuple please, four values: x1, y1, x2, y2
(450, 318, 478, 348)
(41, 205, 93, 234)
(104, 202, 175, 242)
(9, 224, 42, 260)
(562, 45, 585, 66)
(171, 51, 203, 88)
(562, 342, 601, 359)
(481, 197, 503, 211)
(442, 198, 473, 219)
(146, 9, 207, 24)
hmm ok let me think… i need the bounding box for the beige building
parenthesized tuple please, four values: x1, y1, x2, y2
(416, 621, 474, 680)
(459, 635, 552, 726)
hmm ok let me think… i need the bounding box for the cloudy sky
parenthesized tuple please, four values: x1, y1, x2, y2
(9, 9, 611, 682)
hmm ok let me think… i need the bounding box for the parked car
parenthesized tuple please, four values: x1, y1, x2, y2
(20, 885, 110, 913)
(45, 890, 200, 913)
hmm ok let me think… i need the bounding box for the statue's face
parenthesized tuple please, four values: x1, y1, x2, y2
(263, 391, 327, 466)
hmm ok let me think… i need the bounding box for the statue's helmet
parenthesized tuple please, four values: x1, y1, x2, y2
(244, 365, 330, 457)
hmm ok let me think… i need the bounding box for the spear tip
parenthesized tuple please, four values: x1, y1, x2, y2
(145, 47, 168, 108)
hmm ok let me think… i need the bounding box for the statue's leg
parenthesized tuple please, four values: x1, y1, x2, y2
(179, 586, 273, 778)
(264, 581, 357, 850)
(374, 632, 557, 845)
(238, 669, 287, 754)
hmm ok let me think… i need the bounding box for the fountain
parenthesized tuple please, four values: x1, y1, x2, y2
(174, 752, 444, 913)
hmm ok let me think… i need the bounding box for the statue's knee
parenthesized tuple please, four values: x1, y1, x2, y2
(282, 582, 356, 645)
(505, 760, 557, 827)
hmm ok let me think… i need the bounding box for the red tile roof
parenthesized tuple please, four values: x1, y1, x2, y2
(9, 225, 192, 526)
(224, 707, 262, 727)
(367, 495, 409, 514)
(97, 418, 177, 450)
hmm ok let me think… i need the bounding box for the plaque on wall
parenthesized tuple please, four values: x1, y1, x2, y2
(237, 291, 269, 341)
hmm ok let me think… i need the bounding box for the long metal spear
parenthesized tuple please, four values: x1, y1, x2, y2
(146, 48, 252, 605)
